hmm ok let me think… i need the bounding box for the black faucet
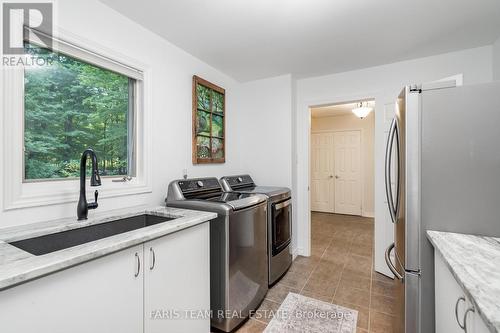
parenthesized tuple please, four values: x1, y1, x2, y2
(77, 149, 102, 220)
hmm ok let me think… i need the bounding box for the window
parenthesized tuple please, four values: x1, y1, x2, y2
(192, 75, 225, 164)
(23, 42, 136, 181)
(2, 28, 150, 210)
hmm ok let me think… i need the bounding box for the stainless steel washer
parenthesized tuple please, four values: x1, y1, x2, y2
(220, 175, 292, 286)
(165, 177, 268, 332)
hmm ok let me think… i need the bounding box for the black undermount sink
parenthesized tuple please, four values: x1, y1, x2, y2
(9, 214, 176, 256)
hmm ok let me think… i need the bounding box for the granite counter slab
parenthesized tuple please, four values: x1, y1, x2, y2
(0, 206, 216, 291)
(427, 230, 500, 333)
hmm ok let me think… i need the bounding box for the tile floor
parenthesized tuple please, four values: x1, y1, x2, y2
(236, 212, 396, 333)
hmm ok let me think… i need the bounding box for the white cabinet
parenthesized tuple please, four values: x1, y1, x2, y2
(435, 251, 468, 333)
(0, 221, 210, 333)
(0, 244, 144, 333)
(468, 306, 491, 333)
(434, 251, 490, 333)
(144, 222, 210, 333)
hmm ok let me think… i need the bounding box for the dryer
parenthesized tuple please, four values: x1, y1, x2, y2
(220, 175, 292, 286)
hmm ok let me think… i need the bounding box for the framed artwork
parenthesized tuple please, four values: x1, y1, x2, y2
(192, 75, 225, 164)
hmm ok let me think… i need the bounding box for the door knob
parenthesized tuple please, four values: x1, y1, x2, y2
(335, 175, 339, 179)
(329, 175, 334, 178)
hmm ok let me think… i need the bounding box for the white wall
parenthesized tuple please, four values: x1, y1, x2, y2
(0, 0, 291, 228)
(311, 112, 375, 216)
(232, 75, 293, 187)
(294, 46, 494, 275)
(494, 37, 500, 80)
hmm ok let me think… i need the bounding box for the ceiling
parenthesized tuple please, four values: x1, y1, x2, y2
(100, 0, 500, 82)
(311, 101, 374, 118)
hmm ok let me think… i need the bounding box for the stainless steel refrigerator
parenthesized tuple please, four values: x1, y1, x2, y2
(384, 80, 500, 333)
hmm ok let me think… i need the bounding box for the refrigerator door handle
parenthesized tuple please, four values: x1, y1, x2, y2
(385, 242, 404, 281)
(385, 117, 400, 223)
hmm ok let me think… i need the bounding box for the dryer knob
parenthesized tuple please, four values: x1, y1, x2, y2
(197, 180, 204, 188)
(237, 177, 243, 183)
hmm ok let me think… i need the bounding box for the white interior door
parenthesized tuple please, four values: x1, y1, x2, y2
(310, 133, 335, 212)
(334, 131, 362, 215)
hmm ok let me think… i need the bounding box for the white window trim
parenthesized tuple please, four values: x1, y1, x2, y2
(2, 27, 152, 211)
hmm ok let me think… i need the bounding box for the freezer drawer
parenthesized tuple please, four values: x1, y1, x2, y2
(405, 271, 420, 333)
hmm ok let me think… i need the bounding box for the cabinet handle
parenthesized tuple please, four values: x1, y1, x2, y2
(455, 297, 475, 331)
(134, 252, 141, 277)
(463, 307, 475, 333)
(149, 247, 156, 270)
(455, 297, 466, 329)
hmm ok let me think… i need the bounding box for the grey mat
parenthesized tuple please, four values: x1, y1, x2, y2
(263, 293, 358, 333)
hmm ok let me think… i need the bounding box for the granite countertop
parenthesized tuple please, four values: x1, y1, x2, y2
(0, 206, 216, 291)
(427, 230, 500, 333)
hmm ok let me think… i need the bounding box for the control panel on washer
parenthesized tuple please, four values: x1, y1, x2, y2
(178, 178, 221, 193)
(223, 175, 254, 187)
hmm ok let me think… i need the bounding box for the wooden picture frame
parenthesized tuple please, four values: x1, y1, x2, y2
(192, 75, 226, 164)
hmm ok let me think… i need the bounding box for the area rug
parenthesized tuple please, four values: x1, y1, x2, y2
(263, 293, 358, 333)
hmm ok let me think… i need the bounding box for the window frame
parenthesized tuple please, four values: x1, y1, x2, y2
(2, 27, 152, 210)
(192, 75, 226, 164)
(22, 47, 137, 182)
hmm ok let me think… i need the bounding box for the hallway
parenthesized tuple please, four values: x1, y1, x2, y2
(238, 212, 396, 333)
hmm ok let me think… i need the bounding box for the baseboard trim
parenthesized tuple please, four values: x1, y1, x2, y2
(362, 211, 374, 218)
(311, 210, 375, 218)
(296, 246, 309, 257)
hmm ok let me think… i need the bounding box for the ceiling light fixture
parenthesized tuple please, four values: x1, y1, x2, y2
(352, 102, 373, 119)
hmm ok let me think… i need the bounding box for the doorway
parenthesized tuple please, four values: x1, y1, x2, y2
(310, 100, 375, 217)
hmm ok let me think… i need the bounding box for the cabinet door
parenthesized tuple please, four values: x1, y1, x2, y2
(466, 299, 490, 333)
(435, 251, 467, 333)
(144, 223, 210, 333)
(0, 244, 144, 333)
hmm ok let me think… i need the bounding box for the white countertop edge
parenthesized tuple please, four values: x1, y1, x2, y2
(0, 206, 216, 291)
